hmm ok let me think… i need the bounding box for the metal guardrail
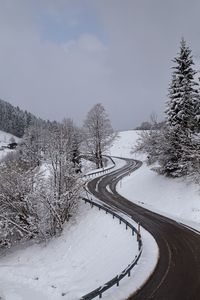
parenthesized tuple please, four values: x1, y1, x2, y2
(83, 155, 116, 179)
(80, 197, 143, 300)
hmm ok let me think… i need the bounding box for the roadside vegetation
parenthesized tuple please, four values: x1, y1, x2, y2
(0, 103, 115, 249)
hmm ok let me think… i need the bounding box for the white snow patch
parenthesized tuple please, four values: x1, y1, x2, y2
(0, 201, 142, 300)
(0, 130, 20, 161)
(110, 130, 200, 232)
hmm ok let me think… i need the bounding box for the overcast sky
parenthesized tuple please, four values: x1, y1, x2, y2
(0, 0, 200, 130)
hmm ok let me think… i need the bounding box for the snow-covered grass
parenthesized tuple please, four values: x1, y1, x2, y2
(110, 130, 200, 231)
(83, 156, 115, 176)
(81, 158, 96, 174)
(0, 201, 140, 300)
(109, 130, 144, 160)
(0, 130, 20, 146)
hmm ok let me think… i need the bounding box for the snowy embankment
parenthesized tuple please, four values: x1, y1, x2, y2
(110, 130, 200, 232)
(0, 201, 138, 300)
(83, 155, 115, 176)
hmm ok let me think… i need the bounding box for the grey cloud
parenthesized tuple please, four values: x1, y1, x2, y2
(0, 1, 200, 130)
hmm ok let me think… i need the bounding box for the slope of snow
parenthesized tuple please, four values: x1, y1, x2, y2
(0, 130, 20, 161)
(0, 200, 141, 300)
(110, 130, 200, 231)
(0, 130, 20, 145)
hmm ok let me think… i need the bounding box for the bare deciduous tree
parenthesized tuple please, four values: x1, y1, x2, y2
(83, 103, 114, 168)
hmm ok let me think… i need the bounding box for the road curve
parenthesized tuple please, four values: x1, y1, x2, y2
(87, 157, 200, 300)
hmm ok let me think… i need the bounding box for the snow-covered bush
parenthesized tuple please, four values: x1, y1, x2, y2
(0, 120, 83, 248)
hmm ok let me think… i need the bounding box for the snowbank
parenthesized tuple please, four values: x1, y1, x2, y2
(110, 130, 200, 231)
(0, 201, 140, 300)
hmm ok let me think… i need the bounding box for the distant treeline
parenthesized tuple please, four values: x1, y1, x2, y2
(0, 98, 44, 137)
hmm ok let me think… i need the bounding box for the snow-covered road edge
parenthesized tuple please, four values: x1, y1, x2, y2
(105, 208, 159, 300)
(83, 157, 159, 299)
(117, 162, 200, 233)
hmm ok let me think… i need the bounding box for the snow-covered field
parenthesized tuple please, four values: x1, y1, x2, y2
(110, 130, 200, 231)
(0, 200, 151, 300)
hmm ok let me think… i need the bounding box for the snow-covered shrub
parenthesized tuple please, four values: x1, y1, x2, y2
(0, 121, 83, 248)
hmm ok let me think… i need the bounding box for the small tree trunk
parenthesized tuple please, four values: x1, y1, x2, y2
(99, 149, 103, 168)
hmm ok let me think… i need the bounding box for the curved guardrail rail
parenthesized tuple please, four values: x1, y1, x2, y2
(83, 155, 116, 179)
(80, 197, 143, 300)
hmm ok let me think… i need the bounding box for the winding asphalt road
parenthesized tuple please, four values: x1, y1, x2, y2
(87, 157, 200, 300)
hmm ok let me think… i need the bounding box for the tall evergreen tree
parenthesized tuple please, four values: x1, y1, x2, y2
(166, 38, 199, 133)
(159, 38, 200, 177)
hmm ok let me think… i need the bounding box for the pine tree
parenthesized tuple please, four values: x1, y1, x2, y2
(166, 38, 199, 133)
(159, 39, 200, 177)
(0, 98, 40, 137)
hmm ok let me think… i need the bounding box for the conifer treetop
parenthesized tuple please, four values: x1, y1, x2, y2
(166, 38, 199, 133)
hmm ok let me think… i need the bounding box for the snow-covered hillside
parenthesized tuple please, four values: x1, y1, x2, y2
(110, 130, 200, 231)
(0, 200, 143, 300)
(0, 130, 19, 145)
(0, 130, 20, 160)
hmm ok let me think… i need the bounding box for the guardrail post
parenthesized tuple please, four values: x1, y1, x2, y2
(128, 270, 131, 277)
(132, 229, 134, 235)
(126, 222, 128, 230)
(137, 223, 140, 241)
(99, 293, 102, 298)
(117, 280, 119, 287)
(139, 239, 142, 251)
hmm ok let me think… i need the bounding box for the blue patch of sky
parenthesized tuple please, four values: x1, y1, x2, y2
(37, 5, 107, 45)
